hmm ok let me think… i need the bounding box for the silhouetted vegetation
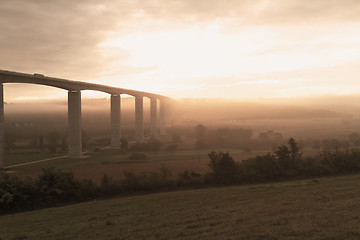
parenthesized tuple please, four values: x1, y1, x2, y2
(194, 124, 207, 149)
(166, 143, 178, 151)
(46, 131, 60, 153)
(191, 124, 283, 152)
(207, 138, 360, 184)
(120, 138, 129, 150)
(129, 152, 147, 160)
(130, 137, 162, 152)
(0, 165, 198, 214)
(2, 138, 360, 215)
(207, 151, 237, 184)
(349, 132, 360, 146)
(208, 127, 253, 150)
(4, 131, 16, 150)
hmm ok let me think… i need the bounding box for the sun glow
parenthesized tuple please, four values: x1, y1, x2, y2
(95, 20, 360, 99)
(2, 1, 360, 101)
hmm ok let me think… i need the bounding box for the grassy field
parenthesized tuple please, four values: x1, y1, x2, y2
(1, 174, 360, 240)
(5, 149, 266, 181)
(4, 152, 62, 166)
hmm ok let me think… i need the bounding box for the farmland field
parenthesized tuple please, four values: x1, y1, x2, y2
(1, 174, 360, 240)
(4, 149, 269, 181)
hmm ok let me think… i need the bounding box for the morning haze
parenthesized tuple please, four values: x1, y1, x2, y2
(1, 0, 360, 239)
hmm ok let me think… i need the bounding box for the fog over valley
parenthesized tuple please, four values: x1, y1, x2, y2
(5, 94, 360, 140)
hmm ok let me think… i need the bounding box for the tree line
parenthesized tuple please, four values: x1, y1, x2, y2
(2, 138, 360, 215)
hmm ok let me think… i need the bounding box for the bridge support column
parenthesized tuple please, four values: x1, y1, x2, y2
(159, 99, 167, 135)
(0, 84, 4, 168)
(110, 94, 121, 148)
(68, 90, 82, 157)
(150, 98, 157, 137)
(135, 96, 144, 142)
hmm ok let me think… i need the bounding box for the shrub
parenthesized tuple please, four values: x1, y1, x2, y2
(77, 178, 98, 199)
(121, 166, 175, 192)
(120, 138, 128, 150)
(177, 170, 203, 187)
(100, 174, 121, 196)
(36, 168, 80, 205)
(130, 137, 162, 152)
(0, 174, 36, 213)
(240, 153, 280, 182)
(129, 153, 147, 160)
(166, 144, 178, 151)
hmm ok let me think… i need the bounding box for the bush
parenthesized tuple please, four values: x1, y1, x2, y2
(177, 170, 203, 187)
(166, 144, 178, 151)
(240, 153, 280, 182)
(120, 138, 129, 150)
(129, 153, 147, 160)
(99, 174, 121, 196)
(36, 168, 80, 205)
(0, 174, 36, 213)
(121, 166, 175, 192)
(130, 137, 162, 152)
(318, 149, 360, 174)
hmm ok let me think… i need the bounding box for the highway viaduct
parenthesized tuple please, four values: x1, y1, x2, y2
(0, 70, 172, 168)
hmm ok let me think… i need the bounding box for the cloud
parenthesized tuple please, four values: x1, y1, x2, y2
(1, 0, 360, 100)
(0, 0, 136, 79)
(2, 0, 360, 79)
(131, 0, 360, 25)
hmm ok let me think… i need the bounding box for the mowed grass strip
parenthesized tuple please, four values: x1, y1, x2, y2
(1, 174, 360, 240)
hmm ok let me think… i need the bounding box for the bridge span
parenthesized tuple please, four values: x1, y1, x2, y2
(0, 69, 172, 168)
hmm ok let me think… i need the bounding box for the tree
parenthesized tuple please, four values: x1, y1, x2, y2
(4, 132, 16, 150)
(82, 130, 90, 149)
(274, 145, 291, 165)
(274, 138, 302, 175)
(120, 138, 128, 150)
(147, 137, 162, 151)
(39, 135, 44, 152)
(208, 151, 238, 184)
(258, 132, 270, 146)
(312, 140, 321, 149)
(349, 133, 360, 147)
(171, 133, 182, 143)
(60, 135, 67, 153)
(194, 124, 207, 149)
(194, 124, 207, 140)
(288, 137, 302, 160)
(37, 168, 79, 203)
(47, 131, 60, 153)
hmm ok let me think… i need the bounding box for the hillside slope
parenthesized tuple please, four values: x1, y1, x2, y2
(1, 174, 360, 240)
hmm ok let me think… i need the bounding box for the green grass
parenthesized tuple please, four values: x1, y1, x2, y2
(1, 174, 360, 240)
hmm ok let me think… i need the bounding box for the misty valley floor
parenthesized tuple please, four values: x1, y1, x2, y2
(1, 174, 360, 240)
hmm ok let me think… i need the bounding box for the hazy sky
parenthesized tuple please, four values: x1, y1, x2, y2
(1, 0, 360, 101)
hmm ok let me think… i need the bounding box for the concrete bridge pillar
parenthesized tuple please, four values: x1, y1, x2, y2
(68, 90, 82, 157)
(0, 84, 4, 168)
(150, 98, 157, 137)
(135, 96, 144, 142)
(110, 94, 121, 148)
(159, 99, 167, 135)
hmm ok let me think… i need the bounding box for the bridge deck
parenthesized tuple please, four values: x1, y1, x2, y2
(0, 69, 169, 100)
